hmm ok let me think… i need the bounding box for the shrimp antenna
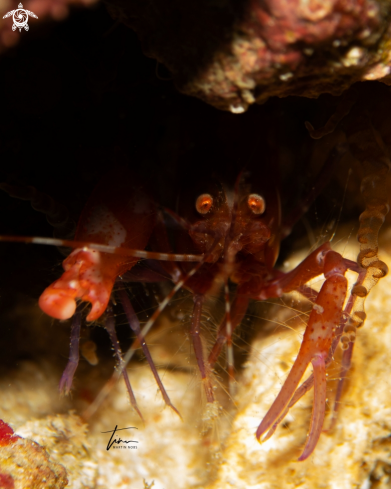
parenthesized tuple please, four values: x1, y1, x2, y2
(0, 235, 203, 262)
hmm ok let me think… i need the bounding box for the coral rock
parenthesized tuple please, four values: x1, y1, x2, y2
(0, 419, 68, 489)
(106, 0, 391, 111)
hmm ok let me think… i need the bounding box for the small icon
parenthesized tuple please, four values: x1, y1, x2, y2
(3, 3, 38, 32)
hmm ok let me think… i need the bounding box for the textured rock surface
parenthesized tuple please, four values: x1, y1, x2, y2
(2, 0, 391, 110)
(106, 0, 391, 111)
(16, 414, 97, 489)
(0, 418, 68, 489)
(0, 361, 215, 488)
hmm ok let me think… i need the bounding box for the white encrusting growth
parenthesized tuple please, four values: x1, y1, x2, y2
(313, 304, 324, 314)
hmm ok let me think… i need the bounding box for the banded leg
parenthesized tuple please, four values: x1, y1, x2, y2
(208, 294, 249, 369)
(59, 306, 82, 395)
(118, 287, 181, 418)
(224, 282, 235, 395)
(191, 295, 214, 403)
(105, 304, 143, 421)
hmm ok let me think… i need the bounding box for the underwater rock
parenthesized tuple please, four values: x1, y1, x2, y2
(105, 0, 391, 111)
(0, 418, 68, 489)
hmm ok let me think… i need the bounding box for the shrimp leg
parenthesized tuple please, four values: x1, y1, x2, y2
(191, 295, 215, 402)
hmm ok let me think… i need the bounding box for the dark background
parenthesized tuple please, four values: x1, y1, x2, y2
(0, 3, 363, 380)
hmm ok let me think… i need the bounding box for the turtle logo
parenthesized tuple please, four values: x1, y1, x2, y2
(3, 2, 38, 32)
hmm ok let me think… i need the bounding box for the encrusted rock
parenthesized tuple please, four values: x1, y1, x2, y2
(105, 0, 391, 111)
(0, 419, 68, 489)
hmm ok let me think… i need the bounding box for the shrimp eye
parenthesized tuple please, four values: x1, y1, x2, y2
(196, 194, 213, 214)
(247, 193, 266, 215)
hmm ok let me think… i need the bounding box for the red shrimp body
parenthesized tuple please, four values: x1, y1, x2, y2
(168, 144, 361, 460)
(38, 169, 156, 321)
(157, 162, 282, 404)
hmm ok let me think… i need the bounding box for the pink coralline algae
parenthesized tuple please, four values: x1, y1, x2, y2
(0, 473, 14, 489)
(0, 419, 19, 447)
(105, 0, 391, 111)
(0, 419, 68, 489)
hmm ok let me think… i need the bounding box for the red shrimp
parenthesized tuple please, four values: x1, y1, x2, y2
(0, 124, 384, 460)
(160, 166, 282, 403)
(176, 87, 389, 460)
(109, 93, 387, 460)
(0, 149, 355, 460)
(151, 141, 365, 461)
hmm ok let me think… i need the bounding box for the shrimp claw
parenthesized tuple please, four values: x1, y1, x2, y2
(256, 250, 348, 460)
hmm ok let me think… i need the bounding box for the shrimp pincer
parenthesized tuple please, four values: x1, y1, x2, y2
(0, 167, 205, 421)
(255, 248, 350, 460)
